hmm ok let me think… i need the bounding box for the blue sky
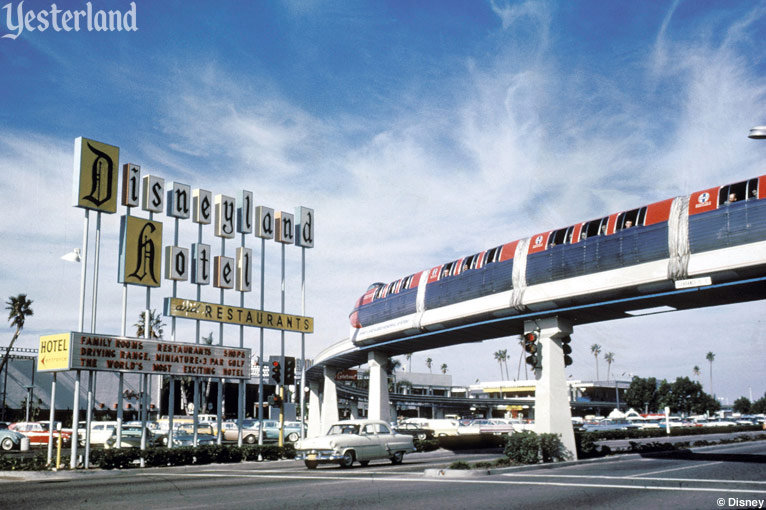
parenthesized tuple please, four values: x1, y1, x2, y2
(1, 0, 765, 406)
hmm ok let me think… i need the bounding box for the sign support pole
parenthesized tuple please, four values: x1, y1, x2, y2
(70, 208, 89, 470)
(300, 246, 306, 438)
(279, 242, 285, 447)
(258, 237, 265, 445)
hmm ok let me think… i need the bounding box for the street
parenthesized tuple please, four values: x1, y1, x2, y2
(1, 441, 765, 509)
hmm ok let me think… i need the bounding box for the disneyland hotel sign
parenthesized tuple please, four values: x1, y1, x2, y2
(2, 2, 138, 40)
(39, 137, 314, 375)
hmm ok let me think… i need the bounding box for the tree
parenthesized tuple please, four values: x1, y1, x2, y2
(590, 344, 601, 381)
(516, 336, 526, 380)
(706, 351, 715, 396)
(624, 376, 659, 414)
(440, 363, 448, 374)
(733, 397, 751, 414)
(134, 309, 165, 339)
(752, 393, 766, 414)
(692, 365, 700, 382)
(604, 352, 615, 380)
(425, 357, 432, 373)
(386, 358, 401, 375)
(405, 353, 412, 372)
(0, 294, 33, 379)
(494, 350, 506, 380)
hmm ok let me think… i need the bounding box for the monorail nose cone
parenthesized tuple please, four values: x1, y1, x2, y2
(748, 125, 766, 139)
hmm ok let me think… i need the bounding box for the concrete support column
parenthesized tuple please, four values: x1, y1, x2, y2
(526, 317, 577, 461)
(320, 366, 339, 435)
(307, 380, 322, 438)
(368, 351, 390, 423)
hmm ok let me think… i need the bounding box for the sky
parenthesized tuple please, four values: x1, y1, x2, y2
(0, 0, 765, 406)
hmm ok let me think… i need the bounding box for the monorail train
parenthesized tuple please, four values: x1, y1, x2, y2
(350, 175, 766, 346)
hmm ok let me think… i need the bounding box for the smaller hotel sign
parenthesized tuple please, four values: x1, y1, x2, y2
(38, 333, 72, 372)
(39, 332, 251, 379)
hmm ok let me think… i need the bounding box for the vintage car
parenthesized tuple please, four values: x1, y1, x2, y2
(9, 421, 71, 446)
(294, 419, 415, 469)
(0, 428, 26, 451)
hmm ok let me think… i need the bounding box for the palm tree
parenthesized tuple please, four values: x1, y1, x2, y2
(517, 336, 527, 380)
(692, 365, 701, 382)
(706, 352, 715, 396)
(501, 349, 510, 380)
(604, 352, 615, 380)
(425, 357, 433, 373)
(494, 350, 505, 380)
(134, 309, 165, 338)
(590, 344, 601, 381)
(0, 294, 33, 380)
(440, 363, 448, 374)
(405, 353, 412, 372)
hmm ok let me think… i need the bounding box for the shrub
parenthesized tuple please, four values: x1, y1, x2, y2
(448, 461, 471, 470)
(504, 431, 543, 464)
(414, 439, 440, 452)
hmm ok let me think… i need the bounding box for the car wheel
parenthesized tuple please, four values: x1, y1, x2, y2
(339, 450, 355, 468)
(390, 451, 404, 465)
(416, 432, 426, 440)
(287, 432, 299, 442)
(0, 438, 14, 451)
(359, 460, 370, 467)
(245, 434, 256, 444)
(305, 460, 318, 470)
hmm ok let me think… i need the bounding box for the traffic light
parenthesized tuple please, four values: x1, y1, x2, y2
(269, 356, 283, 385)
(284, 356, 296, 385)
(523, 331, 541, 369)
(561, 335, 573, 367)
(268, 394, 282, 408)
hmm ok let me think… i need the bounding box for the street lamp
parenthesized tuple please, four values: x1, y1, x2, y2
(748, 125, 766, 139)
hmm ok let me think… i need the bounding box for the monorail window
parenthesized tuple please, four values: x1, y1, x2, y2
(719, 180, 752, 206)
(461, 254, 477, 272)
(484, 246, 502, 265)
(617, 206, 646, 230)
(384, 281, 397, 297)
(401, 275, 413, 290)
(374, 285, 386, 300)
(547, 227, 570, 248)
(582, 217, 608, 239)
(441, 261, 456, 279)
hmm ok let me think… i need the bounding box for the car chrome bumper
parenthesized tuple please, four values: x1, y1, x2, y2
(295, 450, 343, 462)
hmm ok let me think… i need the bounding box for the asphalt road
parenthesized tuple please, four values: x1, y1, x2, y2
(1, 442, 765, 510)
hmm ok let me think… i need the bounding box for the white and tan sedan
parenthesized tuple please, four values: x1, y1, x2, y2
(295, 419, 415, 469)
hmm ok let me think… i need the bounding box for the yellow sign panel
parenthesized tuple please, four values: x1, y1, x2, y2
(37, 333, 72, 372)
(165, 297, 314, 333)
(119, 215, 163, 287)
(73, 137, 120, 213)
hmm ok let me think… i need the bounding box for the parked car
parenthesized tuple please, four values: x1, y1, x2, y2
(168, 426, 217, 447)
(104, 425, 155, 449)
(155, 423, 216, 446)
(402, 418, 459, 437)
(9, 421, 71, 446)
(0, 428, 26, 451)
(295, 419, 415, 469)
(457, 419, 515, 436)
(78, 421, 118, 446)
(394, 422, 434, 441)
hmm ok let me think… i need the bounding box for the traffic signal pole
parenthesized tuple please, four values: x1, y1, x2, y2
(524, 317, 578, 461)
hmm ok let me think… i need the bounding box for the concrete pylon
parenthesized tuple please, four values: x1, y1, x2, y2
(368, 351, 390, 423)
(307, 380, 322, 438)
(320, 366, 340, 435)
(525, 317, 577, 461)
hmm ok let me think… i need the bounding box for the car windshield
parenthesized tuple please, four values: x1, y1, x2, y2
(328, 424, 360, 435)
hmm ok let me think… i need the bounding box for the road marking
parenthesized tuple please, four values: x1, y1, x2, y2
(631, 461, 723, 477)
(501, 473, 766, 485)
(141, 472, 766, 494)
